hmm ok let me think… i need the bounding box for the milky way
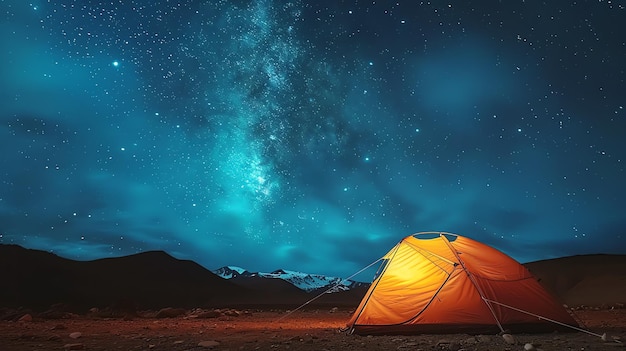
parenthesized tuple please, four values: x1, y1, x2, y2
(1, 1, 625, 278)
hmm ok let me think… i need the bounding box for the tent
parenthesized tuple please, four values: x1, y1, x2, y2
(346, 232, 579, 335)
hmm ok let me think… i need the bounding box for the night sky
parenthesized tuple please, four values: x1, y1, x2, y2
(1, 1, 625, 279)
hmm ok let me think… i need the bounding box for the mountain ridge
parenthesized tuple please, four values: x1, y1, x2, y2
(212, 266, 369, 293)
(0, 244, 368, 311)
(1, 244, 624, 312)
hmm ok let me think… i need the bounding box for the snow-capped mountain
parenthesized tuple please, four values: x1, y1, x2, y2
(212, 266, 251, 279)
(213, 266, 367, 292)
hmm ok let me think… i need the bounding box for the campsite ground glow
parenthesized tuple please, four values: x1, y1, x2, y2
(1, 1, 625, 278)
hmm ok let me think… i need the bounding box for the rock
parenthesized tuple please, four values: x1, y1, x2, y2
(477, 335, 492, 343)
(329, 307, 339, 313)
(18, 314, 32, 322)
(437, 338, 453, 346)
(223, 309, 240, 317)
(198, 340, 220, 348)
(197, 310, 222, 319)
(502, 333, 516, 345)
(0, 308, 25, 321)
(156, 307, 186, 318)
(64, 343, 84, 350)
(524, 343, 536, 350)
(476, 335, 491, 343)
(69, 332, 82, 339)
(447, 341, 461, 350)
(437, 338, 461, 350)
(463, 336, 477, 345)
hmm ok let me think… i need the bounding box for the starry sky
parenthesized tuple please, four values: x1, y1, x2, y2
(1, 0, 625, 279)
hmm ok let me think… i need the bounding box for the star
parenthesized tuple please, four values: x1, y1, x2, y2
(1, 0, 624, 279)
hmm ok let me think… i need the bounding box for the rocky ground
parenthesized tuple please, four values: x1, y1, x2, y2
(0, 307, 624, 351)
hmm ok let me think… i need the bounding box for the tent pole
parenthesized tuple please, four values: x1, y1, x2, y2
(439, 233, 505, 333)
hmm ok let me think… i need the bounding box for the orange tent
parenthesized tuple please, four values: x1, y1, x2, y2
(346, 232, 579, 335)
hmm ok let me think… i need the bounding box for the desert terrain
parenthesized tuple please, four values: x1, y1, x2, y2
(0, 307, 624, 351)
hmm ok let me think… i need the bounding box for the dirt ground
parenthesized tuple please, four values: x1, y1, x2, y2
(0, 308, 624, 351)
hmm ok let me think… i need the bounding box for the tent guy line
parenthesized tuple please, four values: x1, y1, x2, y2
(482, 298, 608, 340)
(275, 256, 385, 323)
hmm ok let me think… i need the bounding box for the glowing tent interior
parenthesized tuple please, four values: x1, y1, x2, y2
(346, 232, 579, 335)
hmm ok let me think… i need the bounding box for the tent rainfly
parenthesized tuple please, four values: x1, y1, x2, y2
(346, 232, 579, 335)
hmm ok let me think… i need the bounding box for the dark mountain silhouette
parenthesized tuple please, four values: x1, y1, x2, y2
(0, 244, 368, 312)
(0, 244, 249, 311)
(1, 244, 624, 313)
(524, 254, 626, 307)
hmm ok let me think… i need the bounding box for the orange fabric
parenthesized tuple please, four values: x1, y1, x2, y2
(347, 232, 578, 334)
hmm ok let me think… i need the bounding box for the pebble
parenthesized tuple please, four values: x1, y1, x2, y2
(69, 332, 82, 339)
(477, 335, 491, 343)
(437, 338, 453, 346)
(463, 336, 477, 345)
(502, 333, 516, 345)
(64, 343, 84, 350)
